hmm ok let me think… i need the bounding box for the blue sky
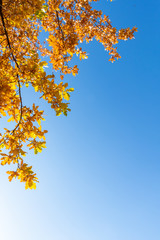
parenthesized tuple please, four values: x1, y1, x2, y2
(0, 0, 160, 240)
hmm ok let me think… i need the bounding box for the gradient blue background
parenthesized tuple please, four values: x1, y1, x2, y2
(0, 0, 160, 239)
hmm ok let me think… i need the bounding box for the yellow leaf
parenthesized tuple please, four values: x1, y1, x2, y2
(37, 119, 41, 126)
(7, 116, 14, 122)
(63, 92, 70, 101)
(34, 86, 39, 92)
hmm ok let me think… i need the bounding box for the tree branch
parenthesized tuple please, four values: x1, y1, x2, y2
(0, 0, 23, 133)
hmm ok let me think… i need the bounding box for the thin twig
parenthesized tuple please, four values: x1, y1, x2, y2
(56, 10, 65, 45)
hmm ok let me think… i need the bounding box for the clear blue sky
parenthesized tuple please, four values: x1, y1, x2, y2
(0, 1, 160, 240)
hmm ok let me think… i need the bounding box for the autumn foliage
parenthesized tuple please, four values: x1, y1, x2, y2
(0, 0, 137, 189)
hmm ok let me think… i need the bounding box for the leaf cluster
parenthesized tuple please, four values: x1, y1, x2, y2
(0, 0, 137, 189)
